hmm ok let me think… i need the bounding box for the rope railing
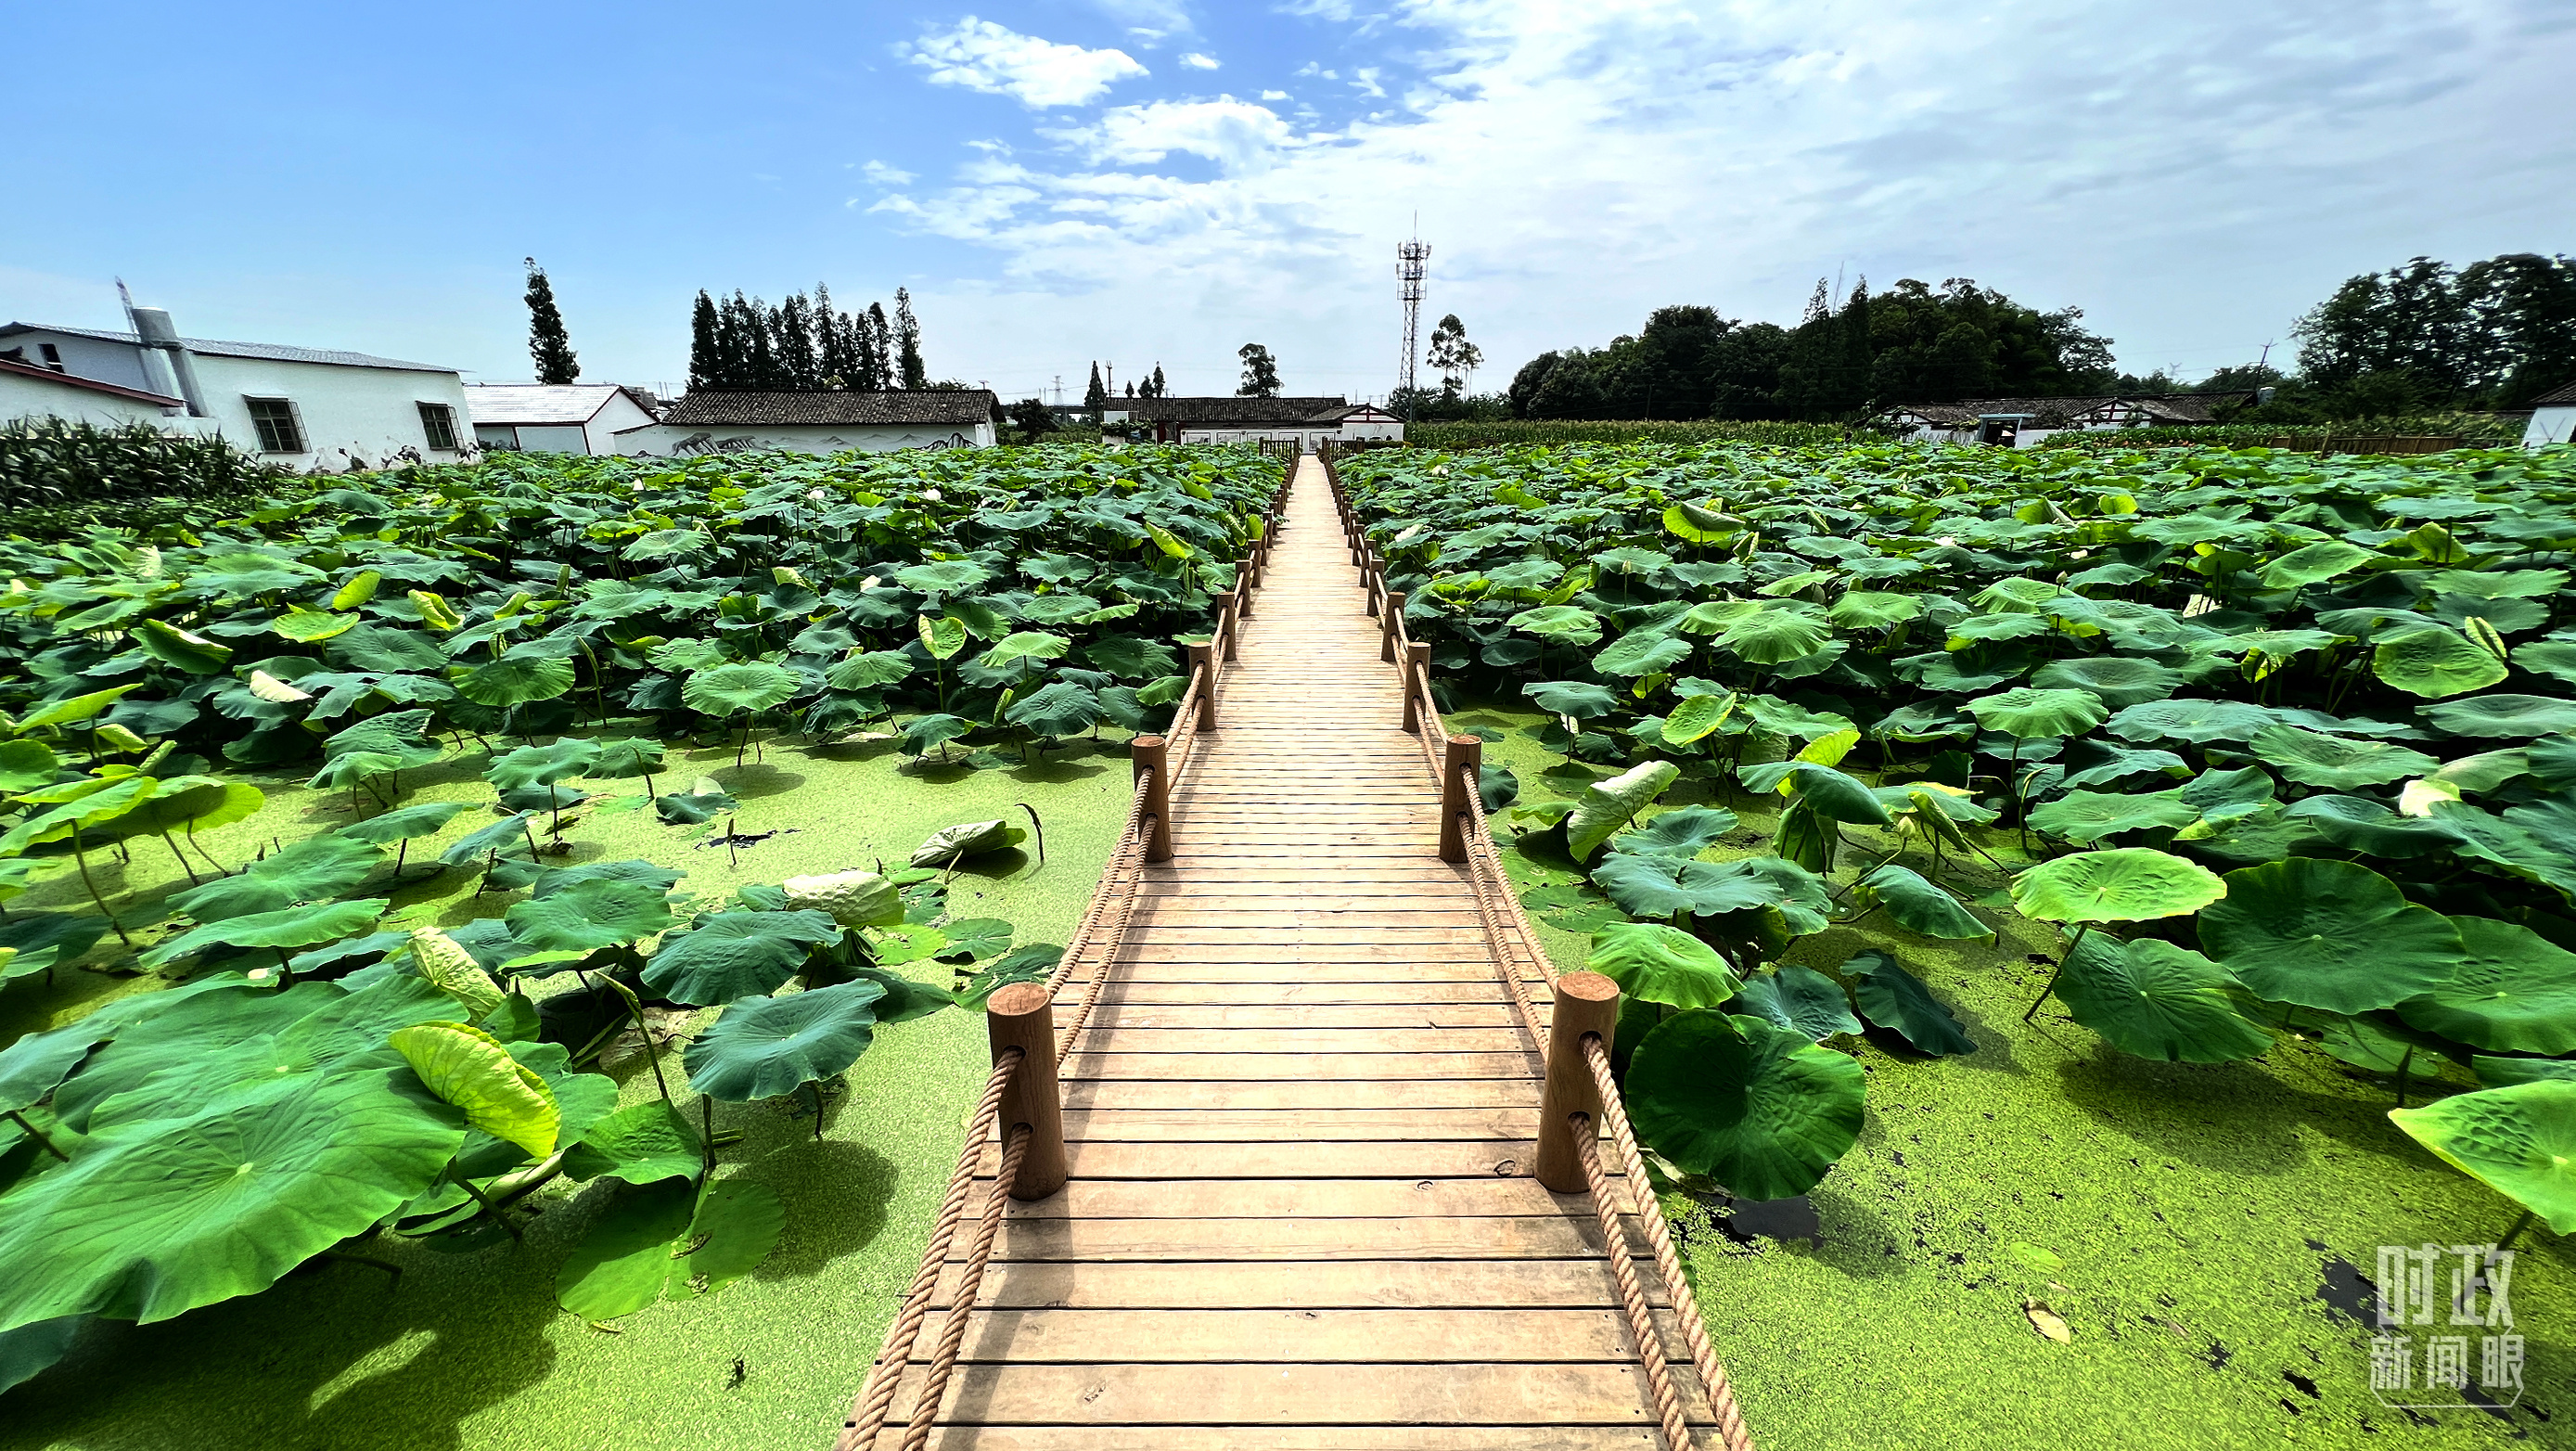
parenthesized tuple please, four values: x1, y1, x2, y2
(1327, 465, 1757, 1451)
(835, 469, 1288, 1450)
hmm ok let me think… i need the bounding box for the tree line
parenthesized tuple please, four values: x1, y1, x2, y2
(1495, 251, 2575, 423)
(686, 285, 928, 392)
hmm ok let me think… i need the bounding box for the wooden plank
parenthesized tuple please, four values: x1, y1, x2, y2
(972, 1138, 1553, 1179)
(928, 1307, 1689, 1363)
(957, 1214, 1638, 1262)
(877, 1362, 1718, 1427)
(880, 1428, 1684, 1450)
(1061, 1079, 1542, 1111)
(1087, 1002, 1530, 1029)
(976, 1176, 1596, 1220)
(1061, 1051, 1542, 1081)
(1077, 1026, 1531, 1054)
(1062, 1108, 1542, 1141)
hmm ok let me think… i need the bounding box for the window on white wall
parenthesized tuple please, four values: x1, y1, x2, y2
(417, 402, 459, 450)
(245, 397, 305, 453)
(38, 344, 64, 373)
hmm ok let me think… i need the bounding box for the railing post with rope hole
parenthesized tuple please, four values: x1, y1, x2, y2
(1402, 641, 1432, 733)
(1535, 971, 1619, 1191)
(1185, 642, 1217, 731)
(1132, 733, 1173, 862)
(1379, 590, 1406, 662)
(1438, 732, 1480, 864)
(1218, 587, 1240, 664)
(985, 982, 1068, 1198)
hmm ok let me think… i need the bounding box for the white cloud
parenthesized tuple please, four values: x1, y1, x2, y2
(1178, 52, 1221, 69)
(862, 160, 916, 186)
(1348, 66, 1386, 97)
(884, 0, 2576, 398)
(1261, 89, 1290, 100)
(903, 17, 1148, 108)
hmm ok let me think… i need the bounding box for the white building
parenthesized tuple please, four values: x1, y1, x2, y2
(0, 313, 472, 471)
(1100, 396, 1403, 447)
(2523, 380, 2576, 447)
(466, 383, 662, 454)
(1878, 392, 2250, 447)
(612, 391, 998, 455)
(0, 354, 192, 430)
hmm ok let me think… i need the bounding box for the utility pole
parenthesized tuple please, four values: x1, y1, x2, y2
(1397, 219, 1430, 402)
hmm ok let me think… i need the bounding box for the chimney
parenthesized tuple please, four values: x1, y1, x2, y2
(128, 306, 209, 417)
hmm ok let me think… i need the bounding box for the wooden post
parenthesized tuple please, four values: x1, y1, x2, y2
(1220, 592, 1240, 662)
(1403, 641, 1431, 733)
(1380, 591, 1407, 662)
(1132, 735, 1173, 862)
(1534, 972, 1621, 1193)
(1237, 572, 1256, 621)
(1438, 733, 1480, 863)
(985, 982, 1069, 1200)
(1186, 642, 1216, 730)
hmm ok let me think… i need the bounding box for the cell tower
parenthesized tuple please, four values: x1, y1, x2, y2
(1397, 226, 1431, 397)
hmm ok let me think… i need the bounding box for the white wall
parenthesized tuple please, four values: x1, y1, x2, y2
(0, 371, 188, 430)
(2525, 406, 2575, 447)
(612, 421, 995, 456)
(585, 392, 660, 455)
(192, 355, 473, 470)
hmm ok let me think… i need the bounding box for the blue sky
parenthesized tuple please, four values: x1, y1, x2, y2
(6, 1, 2570, 401)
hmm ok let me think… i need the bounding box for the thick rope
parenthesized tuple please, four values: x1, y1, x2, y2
(1574, 1116, 1695, 1451)
(1587, 1036, 1757, 1451)
(834, 1049, 1024, 1451)
(900, 1124, 1035, 1450)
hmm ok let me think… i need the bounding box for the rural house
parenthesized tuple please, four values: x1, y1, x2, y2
(611, 390, 999, 456)
(2522, 379, 2576, 447)
(466, 382, 662, 455)
(1100, 396, 1403, 446)
(0, 353, 188, 429)
(0, 312, 473, 469)
(1878, 392, 2251, 446)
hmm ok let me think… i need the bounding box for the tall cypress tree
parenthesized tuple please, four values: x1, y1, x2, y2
(813, 282, 851, 386)
(865, 303, 893, 390)
(1150, 364, 1167, 397)
(1084, 361, 1108, 411)
(894, 288, 927, 389)
(777, 292, 820, 389)
(523, 258, 580, 384)
(687, 290, 720, 392)
(1838, 276, 1874, 413)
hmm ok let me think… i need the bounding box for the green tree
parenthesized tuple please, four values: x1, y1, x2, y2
(1707, 322, 1789, 418)
(1237, 343, 1280, 397)
(1007, 397, 1058, 439)
(1427, 314, 1484, 397)
(775, 292, 820, 390)
(894, 289, 927, 389)
(1149, 364, 1166, 397)
(523, 259, 579, 385)
(687, 290, 720, 393)
(1084, 362, 1108, 411)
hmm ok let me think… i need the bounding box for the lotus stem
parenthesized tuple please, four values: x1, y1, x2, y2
(158, 830, 202, 886)
(67, 823, 132, 949)
(455, 1173, 522, 1239)
(587, 970, 673, 1107)
(2498, 1209, 2535, 1252)
(2025, 922, 2090, 1021)
(2393, 1046, 2414, 1109)
(5, 1109, 67, 1161)
(1018, 802, 1045, 869)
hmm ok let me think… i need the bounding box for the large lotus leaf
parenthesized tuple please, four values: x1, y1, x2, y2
(0, 776, 159, 855)
(408, 928, 504, 1017)
(15, 685, 139, 732)
(2054, 933, 2270, 1062)
(642, 909, 842, 1007)
(1852, 865, 1993, 941)
(1741, 697, 1857, 743)
(2197, 857, 2460, 1013)
(389, 1021, 558, 1158)
(2518, 641, 2576, 686)
(132, 619, 233, 674)
(1718, 608, 1831, 664)
(2373, 626, 2507, 699)
(0, 1316, 83, 1394)
(166, 835, 384, 924)
(1660, 691, 1737, 745)
(559, 1098, 702, 1186)
(441, 810, 540, 867)
(683, 661, 796, 717)
(2422, 693, 2576, 738)
(329, 625, 448, 674)
(782, 870, 904, 929)
(1506, 606, 1603, 646)
(2257, 539, 2377, 590)
(1965, 687, 2107, 740)
(2029, 657, 2184, 710)
(1593, 631, 1693, 677)
(2027, 789, 2197, 844)
(826, 650, 916, 689)
(457, 655, 576, 708)
(911, 818, 1027, 867)
(1583, 920, 1740, 1008)
(2281, 794, 2467, 858)
(1731, 965, 1863, 1041)
(0, 913, 110, 985)
(896, 559, 993, 594)
(505, 879, 675, 954)
(1845, 950, 1974, 1055)
(269, 609, 359, 644)
(2177, 765, 2276, 824)
(339, 800, 468, 845)
(1523, 680, 1622, 720)
(2475, 1056, 2576, 1089)
(0, 738, 59, 793)
(1827, 591, 1920, 630)
(1735, 760, 1892, 825)
(2009, 848, 2224, 925)
(2393, 918, 2576, 1055)
(898, 713, 973, 758)
(981, 630, 1070, 671)
(2388, 1081, 2576, 1234)
(1610, 806, 1738, 858)
(1082, 635, 1177, 679)
(1566, 760, 1680, 861)
(683, 980, 887, 1101)
(0, 1072, 461, 1328)
(844, 965, 957, 1024)
(140, 897, 389, 969)
(1627, 1009, 1865, 1201)
(487, 738, 602, 790)
(2106, 698, 2278, 744)
(2247, 726, 2436, 790)
(1006, 681, 1104, 738)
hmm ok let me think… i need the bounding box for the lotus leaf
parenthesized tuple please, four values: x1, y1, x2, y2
(2009, 848, 2224, 925)
(132, 620, 232, 674)
(409, 928, 504, 1017)
(2393, 918, 2576, 1055)
(504, 879, 674, 954)
(783, 869, 904, 929)
(910, 818, 1028, 867)
(1609, 805, 1738, 858)
(642, 909, 842, 1006)
(684, 980, 887, 1101)
(1965, 687, 2107, 739)
(1583, 920, 1741, 1008)
(1730, 965, 1862, 1041)
(2197, 857, 2460, 1013)
(1626, 1010, 1865, 1201)
(1523, 680, 1622, 720)
(1852, 865, 1993, 940)
(1006, 681, 1103, 738)
(899, 713, 973, 758)
(389, 1021, 559, 1158)
(1844, 950, 1974, 1055)
(559, 1098, 702, 1186)
(1506, 606, 1603, 646)
(1717, 607, 1831, 664)
(1660, 691, 1737, 745)
(2053, 933, 2270, 1062)
(2388, 1081, 2576, 1234)
(339, 801, 468, 844)
(1593, 631, 1693, 677)
(555, 1177, 785, 1320)
(140, 897, 389, 969)
(2422, 693, 2576, 738)
(2029, 657, 2184, 709)
(163, 835, 383, 924)
(683, 661, 797, 716)
(1565, 760, 1680, 861)
(2106, 699, 2278, 744)
(1734, 760, 1892, 825)
(2373, 625, 2508, 699)
(486, 738, 601, 790)
(2027, 789, 2197, 844)
(2281, 794, 2467, 858)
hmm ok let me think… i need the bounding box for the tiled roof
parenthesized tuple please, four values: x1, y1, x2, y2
(2532, 379, 2576, 407)
(1883, 392, 2253, 426)
(0, 322, 456, 374)
(465, 383, 657, 426)
(656, 390, 997, 427)
(1109, 395, 1348, 425)
(0, 353, 184, 405)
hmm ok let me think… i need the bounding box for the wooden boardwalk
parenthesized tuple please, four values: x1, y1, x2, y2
(868, 456, 1720, 1448)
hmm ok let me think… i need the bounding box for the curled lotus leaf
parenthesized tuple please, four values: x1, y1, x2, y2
(2388, 1081, 2576, 1235)
(1626, 1010, 1865, 1201)
(2196, 857, 2460, 1014)
(1583, 920, 1740, 1009)
(389, 1021, 559, 1159)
